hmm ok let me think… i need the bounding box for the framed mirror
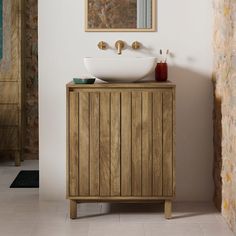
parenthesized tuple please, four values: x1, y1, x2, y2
(85, 0, 156, 32)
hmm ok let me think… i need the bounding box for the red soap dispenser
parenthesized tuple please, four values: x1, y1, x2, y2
(155, 49, 169, 82)
(155, 62, 168, 82)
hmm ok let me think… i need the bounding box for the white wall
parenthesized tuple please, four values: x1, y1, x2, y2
(39, 0, 214, 201)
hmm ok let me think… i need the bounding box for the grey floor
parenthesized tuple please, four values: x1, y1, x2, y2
(0, 160, 234, 236)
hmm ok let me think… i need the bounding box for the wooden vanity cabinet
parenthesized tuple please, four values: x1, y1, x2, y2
(0, 0, 25, 166)
(66, 82, 175, 219)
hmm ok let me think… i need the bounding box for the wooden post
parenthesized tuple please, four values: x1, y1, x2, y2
(164, 200, 172, 219)
(15, 151, 21, 166)
(70, 200, 77, 219)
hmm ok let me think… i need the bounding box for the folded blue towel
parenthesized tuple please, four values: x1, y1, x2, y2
(73, 78, 96, 84)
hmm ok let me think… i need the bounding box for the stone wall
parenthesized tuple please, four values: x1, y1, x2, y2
(213, 0, 236, 233)
(24, 0, 38, 159)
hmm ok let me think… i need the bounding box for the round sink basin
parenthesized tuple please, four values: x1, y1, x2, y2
(84, 57, 156, 83)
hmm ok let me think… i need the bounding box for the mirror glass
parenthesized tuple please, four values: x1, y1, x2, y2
(86, 0, 156, 31)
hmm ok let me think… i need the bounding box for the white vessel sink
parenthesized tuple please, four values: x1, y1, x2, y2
(84, 57, 156, 83)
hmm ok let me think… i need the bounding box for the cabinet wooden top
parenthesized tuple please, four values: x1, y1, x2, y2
(67, 81, 175, 89)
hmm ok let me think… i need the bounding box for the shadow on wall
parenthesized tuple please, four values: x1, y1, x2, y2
(213, 76, 223, 211)
(168, 65, 214, 201)
(212, 85, 222, 212)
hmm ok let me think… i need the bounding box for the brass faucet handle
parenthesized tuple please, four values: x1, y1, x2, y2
(132, 41, 141, 50)
(98, 41, 107, 50)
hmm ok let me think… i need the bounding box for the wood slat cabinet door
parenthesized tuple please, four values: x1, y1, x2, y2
(68, 88, 175, 198)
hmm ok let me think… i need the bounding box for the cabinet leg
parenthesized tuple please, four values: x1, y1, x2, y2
(15, 151, 21, 166)
(164, 200, 172, 219)
(70, 200, 77, 219)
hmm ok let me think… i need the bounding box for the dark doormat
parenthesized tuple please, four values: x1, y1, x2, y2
(10, 170, 39, 188)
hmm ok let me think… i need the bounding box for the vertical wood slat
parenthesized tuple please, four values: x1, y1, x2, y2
(69, 92, 79, 196)
(100, 92, 111, 196)
(131, 92, 142, 196)
(111, 93, 121, 196)
(79, 92, 90, 196)
(121, 92, 132, 196)
(142, 92, 153, 196)
(163, 91, 173, 196)
(90, 93, 100, 196)
(153, 92, 163, 196)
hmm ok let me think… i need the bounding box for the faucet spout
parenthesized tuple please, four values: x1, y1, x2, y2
(115, 40, 125, 55)
(117, 44, 122, 55)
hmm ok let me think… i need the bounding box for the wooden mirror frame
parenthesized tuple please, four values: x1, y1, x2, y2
(85, 0, 157, 32)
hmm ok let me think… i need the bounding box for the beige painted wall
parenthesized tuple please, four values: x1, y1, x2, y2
(38, 0, 213, 201)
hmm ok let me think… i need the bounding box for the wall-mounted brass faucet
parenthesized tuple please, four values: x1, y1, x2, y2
(115, 40, 125, 55)
(98, 40, 141, 54)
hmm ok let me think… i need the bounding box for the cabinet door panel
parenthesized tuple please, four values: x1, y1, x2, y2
(68, 88, 174, 198)
(163, 91, 173, 196)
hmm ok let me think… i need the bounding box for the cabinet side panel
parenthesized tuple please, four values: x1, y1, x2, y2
(121, 92, 132, 196)
(163, 91, 173, 196)
(100, 92, 111, 196)
(131, 92, 142, 196)
(79, 92, 90, 196)
(110, 92, 121, 196)
(153, 91, 163, 196)
(90, 92, 100, 196)
(142, 92, 153, 196)
(69, 92, 79, 196)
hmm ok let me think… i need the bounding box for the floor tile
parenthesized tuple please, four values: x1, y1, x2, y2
(88, 222, 144, 236)
(31, 224, 68, 236)
(0, 221, 35, 236)
(65, 222, 89, 236)
(144, 223, 204, 236)
(0, 160, 234, 236)
(200, 222, 235, 236)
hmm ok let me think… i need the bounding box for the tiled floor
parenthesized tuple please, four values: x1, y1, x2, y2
(0, 160, 234, 236)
